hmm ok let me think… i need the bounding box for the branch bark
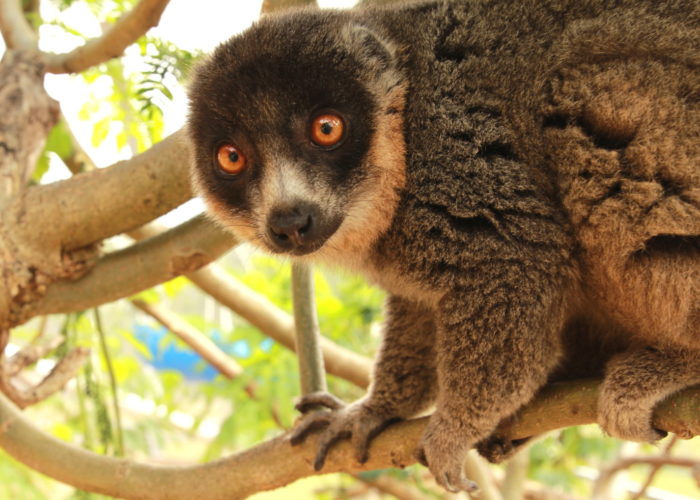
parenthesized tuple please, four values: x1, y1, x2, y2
(0, 0, 37, 50)
(0, 50, 60, 330)
(45, 0, 171, 74)
(1, 127, 193, 330)
(1, 381, 698, 500)
(261, 0, 318, 15)
(0, 50, 58, 198)
(27, 214, 234, 319)
(14, 130, 192, 254)
(291, 262, 327, 395)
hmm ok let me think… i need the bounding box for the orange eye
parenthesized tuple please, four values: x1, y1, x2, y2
(310, 113, 345, 148)
(216, 144, 247, 175)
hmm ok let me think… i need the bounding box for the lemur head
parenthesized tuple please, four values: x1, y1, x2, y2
(188, 10, 406, 261)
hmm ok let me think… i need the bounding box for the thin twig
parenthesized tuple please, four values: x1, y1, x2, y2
(20, 347, 90, 407)
(629, 436, 679, 500)
(45, 0, 172, 74)
(130, 221, 373, 388)
(0, 329, 90, 409)
(131, 299, 243, 380)
(291, 262, 327, 396)
(501, 445, 529, 500)
(59, 115, 96, 174)
(29, 316, 49, 344)
(595, 454, 700, 500)
(352, 472, 435, 500)
(188, 264, 372, 389)
(94, 309, 124, 457)
(6, 336, 64, 376)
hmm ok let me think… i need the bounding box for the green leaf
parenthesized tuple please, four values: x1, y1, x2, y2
(118, 328, 152, 360)
(91, 117, 111, 148)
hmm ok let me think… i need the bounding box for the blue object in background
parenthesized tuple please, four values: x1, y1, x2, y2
(134, 324, 254, 381)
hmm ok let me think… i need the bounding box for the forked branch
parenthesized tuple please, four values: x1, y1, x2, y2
(45, 0, 171, 74)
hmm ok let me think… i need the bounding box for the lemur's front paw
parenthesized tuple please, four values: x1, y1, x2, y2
(598, 387, 667, 442)
(414, 414, 478, 493)
(289, 392, 399, 470)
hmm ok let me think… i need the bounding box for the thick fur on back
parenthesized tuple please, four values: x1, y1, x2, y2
(188, 0, 699, 489)
(360, 0, 699, 349)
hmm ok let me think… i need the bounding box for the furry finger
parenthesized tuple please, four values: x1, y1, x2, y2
(313, 428, 351, 471)
(456, 476, 479, 493)
(440, 470, 478, 494)
(289, 412, 332, 445)
(351, 416, 398, 463)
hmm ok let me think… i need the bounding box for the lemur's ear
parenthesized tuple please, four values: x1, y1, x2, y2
(343, 24, 397, 74)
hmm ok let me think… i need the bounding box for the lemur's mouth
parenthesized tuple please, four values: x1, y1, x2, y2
(264, 202, 342, 256)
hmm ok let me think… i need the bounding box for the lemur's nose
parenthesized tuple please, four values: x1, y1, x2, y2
(267, 204, 315, 250)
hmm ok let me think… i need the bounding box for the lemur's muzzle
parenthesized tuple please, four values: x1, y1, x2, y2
(266, 200, 341, 255)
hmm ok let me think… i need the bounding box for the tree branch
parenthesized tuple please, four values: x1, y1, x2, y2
(261, 0, 318, 15)
(131, 299, 243, 379)
(352, 472, 435, 500)
(13, 130, 192, 254)
(291, 262, 327, 395)
(0, 50, 58, 199)
(628, 436, 679, 500)
(1, 381, 698, 499)
(0, 0, 38, 50)
(27, 214, 235, 320)
(594, 454, 699, 500)
(6, 336, 64, 376)
(0, 328, 90, 409)
(45, 0, 171, 74)
(2, 129, 193, 330)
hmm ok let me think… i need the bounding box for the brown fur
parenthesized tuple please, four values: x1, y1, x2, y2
(187, 0, 700, 493)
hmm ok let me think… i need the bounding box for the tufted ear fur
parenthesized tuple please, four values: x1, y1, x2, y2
(342, 24, 401, 96)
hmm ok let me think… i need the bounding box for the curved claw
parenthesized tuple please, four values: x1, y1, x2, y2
(352, 416, 399, 464)
(290, 394, 399, 470)
(289, 411, 332, 445)
(416, 413, 480, 493)
(444, 472, 478, 494)
(295, 392, 346, 413)
(313, 427, 351, 471)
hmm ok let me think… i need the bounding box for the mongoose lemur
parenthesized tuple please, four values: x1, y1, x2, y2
(187, 0, 699, 492)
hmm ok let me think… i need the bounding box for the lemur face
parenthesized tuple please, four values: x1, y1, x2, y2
(188, 12, 406, 260)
